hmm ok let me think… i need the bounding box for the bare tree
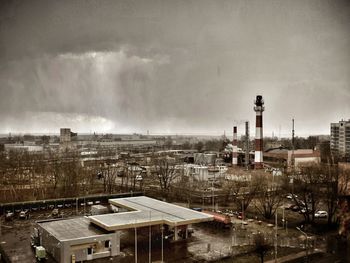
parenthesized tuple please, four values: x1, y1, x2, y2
(231, 175, 263, 213)
(292, 163, 325, 224)
(154, 157, 180, 198)
(323, 163, 339, 226)
(101, 163, 118, 194)
(255, 176, 282, 219)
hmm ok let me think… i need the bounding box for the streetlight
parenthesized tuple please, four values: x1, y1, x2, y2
(149, 210, 151, 263)
(161, 216, 164, 263)
(296, 227, 309, 262)
(134, 220, 138, 263)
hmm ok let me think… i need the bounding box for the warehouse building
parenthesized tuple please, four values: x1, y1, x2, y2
(264, 147, 320, 168)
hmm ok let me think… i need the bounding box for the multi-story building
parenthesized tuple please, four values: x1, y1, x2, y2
(60, 128, 72, 143)
(331, 120, 350, 160)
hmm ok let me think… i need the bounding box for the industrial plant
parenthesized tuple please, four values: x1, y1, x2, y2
(1, 1, 349, 262)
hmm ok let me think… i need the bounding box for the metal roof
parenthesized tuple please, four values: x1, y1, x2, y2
(89, 196, 213, 231)
(38, 217, 109, 241)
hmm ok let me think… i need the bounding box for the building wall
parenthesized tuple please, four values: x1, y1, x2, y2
(62, 232, 120, 263)
(60, 128, 71, 143)
(38, 222, 120, 263)
(331, 120, 350, 159)
(287, 149, 320, 167)
(294, 157, 320, 167)
(37, 225, 62, 262)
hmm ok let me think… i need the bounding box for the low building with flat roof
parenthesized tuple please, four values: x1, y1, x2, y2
(36, 196, 213, 262)
(264, 147, 320, 168)
(89, 196, 213, 231)
(37, 217, 119, 263)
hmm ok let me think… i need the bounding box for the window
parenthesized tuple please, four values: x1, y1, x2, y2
(87, 247, 92, 255)
(105, 240, 110, 248)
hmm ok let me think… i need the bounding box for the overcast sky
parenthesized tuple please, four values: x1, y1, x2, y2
(0, 0, 349, 137)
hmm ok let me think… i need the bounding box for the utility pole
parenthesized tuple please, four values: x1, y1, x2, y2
(291, 119, 295, 194)
(292, 118, 295, 168)
(135, 224, 138, 263)
(296, 227, 308, 262)
(161, 216, 164, 263)
(149, 211, 151, 263)
(212, 179, 215, 211)
(275, 212, 278, 262)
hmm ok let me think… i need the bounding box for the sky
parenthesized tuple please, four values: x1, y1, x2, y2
(0, 0, 349, 137)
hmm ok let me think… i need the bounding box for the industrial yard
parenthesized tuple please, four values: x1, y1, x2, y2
(1, 0, 350, 262)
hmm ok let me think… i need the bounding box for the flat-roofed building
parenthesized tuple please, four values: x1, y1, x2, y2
(36, 196, 213, 262)
(37, 217, 119, 263)
(264, 147, 320, 168)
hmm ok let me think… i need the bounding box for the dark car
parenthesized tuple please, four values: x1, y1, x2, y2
(290, 205, 300, 212)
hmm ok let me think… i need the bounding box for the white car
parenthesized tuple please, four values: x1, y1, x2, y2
(286, 194, 298, 200)
(135, 175, 143, 181)
(314, 211, 328, 218)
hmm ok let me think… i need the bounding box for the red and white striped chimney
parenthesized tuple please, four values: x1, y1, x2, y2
(232, 126, 238, 166)
(254, 95, 265, 169)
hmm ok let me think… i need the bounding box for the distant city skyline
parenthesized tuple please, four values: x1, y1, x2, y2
(1, 0, 349, 136)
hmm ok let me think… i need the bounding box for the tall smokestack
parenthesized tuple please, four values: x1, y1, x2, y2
(232, 126, 238, 166)
(254, 95, 265, 169)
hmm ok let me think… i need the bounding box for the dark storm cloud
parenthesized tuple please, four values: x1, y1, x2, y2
(0, 0, 349, 135)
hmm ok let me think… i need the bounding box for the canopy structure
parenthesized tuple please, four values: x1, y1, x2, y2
(89, 196, 213, 231)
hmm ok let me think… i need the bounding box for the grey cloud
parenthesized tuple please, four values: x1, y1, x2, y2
(0, 0, 349, 135)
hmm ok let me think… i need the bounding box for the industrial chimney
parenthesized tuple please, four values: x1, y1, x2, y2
(232, 126, 238, 166)
(254, 95, 265, 169)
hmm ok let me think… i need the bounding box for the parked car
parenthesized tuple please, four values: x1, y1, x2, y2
(51, 208, 62, 218)
(290, 205, 300, 212)
(19, 210, 30, 219)
(286, 194, 298, 200)
(315, 211, 328, 218)
(136, 175, 143, 181)
(5, 211, 14, 221)
(284, 203, 294, 210)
